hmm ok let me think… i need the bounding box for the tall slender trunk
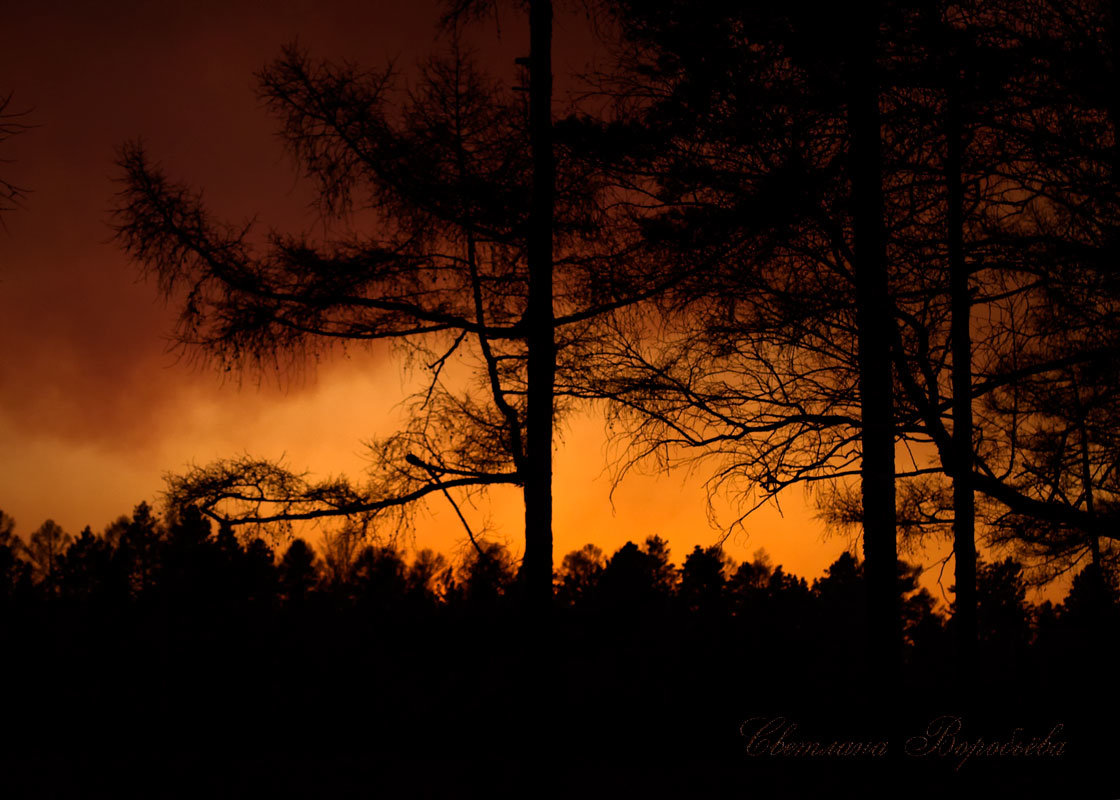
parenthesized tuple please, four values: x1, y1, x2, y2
(1107, 0, 1120, 575)
(848, 4, 900, 694)
(1073, 387, 1100, 570)
(524, 0, 555, 615)
(1071, 377, 1104, 634)
(946, 72, 978, 684)
(1111, 0, 1120, 183)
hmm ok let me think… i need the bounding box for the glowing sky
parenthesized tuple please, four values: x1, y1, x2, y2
(1, 0, 944, 588)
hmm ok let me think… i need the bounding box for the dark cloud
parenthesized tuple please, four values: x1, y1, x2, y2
(0, 0, 448, 451)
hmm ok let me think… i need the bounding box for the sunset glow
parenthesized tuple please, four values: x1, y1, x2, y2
(1, 0, 851, 581)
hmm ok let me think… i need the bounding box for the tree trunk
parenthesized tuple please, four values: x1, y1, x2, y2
(524, 0, 555, 615)
(847, 4, 900, 694)
(1111, 0, 1120, 183)
(946, 72, 978, 685)
(1074, 389, 1100, 570)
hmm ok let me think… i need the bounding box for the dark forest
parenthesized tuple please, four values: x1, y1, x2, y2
(0, 502, 1110, 795)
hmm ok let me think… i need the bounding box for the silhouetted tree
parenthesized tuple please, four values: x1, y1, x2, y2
(24, 519, 71, 592)
(812, 551, 866, 630)
(811, 552, 872, 681)
(240, 537, 278, 607)
(406, 547, 453, 607)
(555, 543, 605, 608)
(1062, 561, 1120, 624)
(111, 502, 163, 598)
(898, 561, 947, 674)
(351, 544, 408, 613)
(597, 536, 676, 617)
(643, 534, 676, 595)
(677, 544, 730, 616)
(880, 0, 1120, 678)
(111, 5, 672, 616)
(588, 2, 1120, 706)
(278, 538, 320, 606)
(727, 549, 773, 596)
(845, 0, 902, 697)
(970, 557, 1033, 677)
(584, 0, 915, 693)
(319, 522, 363, 590)
(453, 540, 516, 609)
(1055, 561, 1120, 670)
(0, 509, 30, 603)
(57, 526, 115, 605)
(523, 0, 557, 614)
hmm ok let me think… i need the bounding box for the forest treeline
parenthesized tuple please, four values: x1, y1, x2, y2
(0, 502, 1110, 793)
(3, 502, 1116, 656)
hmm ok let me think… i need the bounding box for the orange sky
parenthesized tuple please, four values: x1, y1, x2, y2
(0, 0, 975, 597)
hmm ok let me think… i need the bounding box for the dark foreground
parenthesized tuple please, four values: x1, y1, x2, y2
(0, 506, 1115, 797)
